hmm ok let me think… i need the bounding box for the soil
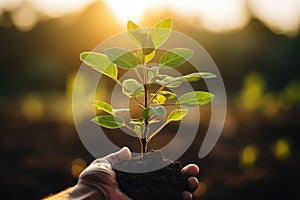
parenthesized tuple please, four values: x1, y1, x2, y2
(113, 151, 190, 200)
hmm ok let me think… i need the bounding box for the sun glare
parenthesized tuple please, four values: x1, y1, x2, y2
(0, 0, 299, 35)
(104, 0, 249, 32)
(249, 0, 300, 36)
(103, 0, 152, 25)
(29, 0, 96, 17)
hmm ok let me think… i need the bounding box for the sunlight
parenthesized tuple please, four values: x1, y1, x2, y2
(249, 0, 300, 36)
(29, 0, 96, 17)
(0, 0, 299, 35)
(170, 0, 249, 32)
(103, 0, 152, 25)
(104, 0, 249, 32)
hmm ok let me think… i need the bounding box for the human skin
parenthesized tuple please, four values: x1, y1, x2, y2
(44, 147, 199, 200)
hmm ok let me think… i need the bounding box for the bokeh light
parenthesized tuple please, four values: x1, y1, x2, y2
(71, 158, 87, 178)
(272, 139, 291, 161)
(21, 94, 44, 121)
(240, 145, 258, 169)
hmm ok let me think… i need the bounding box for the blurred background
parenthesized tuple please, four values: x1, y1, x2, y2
(0, 0, 299, 199)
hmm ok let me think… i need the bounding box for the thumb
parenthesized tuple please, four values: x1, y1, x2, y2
(104, 147, 131, 165)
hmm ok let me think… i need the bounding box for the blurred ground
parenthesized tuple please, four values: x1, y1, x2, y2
(0, 1, 300, 200)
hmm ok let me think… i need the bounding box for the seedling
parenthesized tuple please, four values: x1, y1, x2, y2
(80, 18, 215, 156)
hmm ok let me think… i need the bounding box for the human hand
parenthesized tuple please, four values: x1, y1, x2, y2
(70, 147, 199, 200)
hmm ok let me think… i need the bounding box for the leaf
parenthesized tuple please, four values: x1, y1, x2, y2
(145, 49, 155, 63)
(156, 76, 183, 88)
(177, 91, 214, 106)
(134, 125, 142, 136)
(142, 106, 165, 121)
(156, 91, 176, 104)
(142, 107, 152, 121)
(80, 52, 118, 79)
(167, 109, 188, 122)
(150, 18, 172, 48)
(92, 115, 124, 129)
(159, 91, 176, 99)
(93, 101, 113, 114)
(151, 106, 166, 116)
(147, 66, 159, 82)
(104, 48, 138, 69)
(127, 21, 154, 55)
(122, 79, 144, 97)
(127, 20, 147, 47)
(140, 33, 155, 55)
(160, 48, 194, 68)
(183, 72, 216, 82)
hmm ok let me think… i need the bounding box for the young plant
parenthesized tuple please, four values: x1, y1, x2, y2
(80, 18, 215, 156)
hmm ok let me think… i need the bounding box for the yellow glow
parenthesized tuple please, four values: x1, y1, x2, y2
(29, 0, 96, 17)
(11, 4, 38, 31)
(238, 72, 265, 111)
(193, 182, 207, 197)
(249, 0, 300, 36)
(71, 158, 87, 178)
(104, 0, 249, 32)
(21, 94, 44, 121)
(0, 0, 23, 11)
(187, 0, 249, 32)
(262, 94, 280, 117)
(240, 145, 258, 168)
(272, 139, 291, 161)
(104, 0, 152, 25)
(1, 0, 300, 35)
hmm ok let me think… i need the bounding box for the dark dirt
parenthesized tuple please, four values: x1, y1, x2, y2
(113, 151, 190, 200)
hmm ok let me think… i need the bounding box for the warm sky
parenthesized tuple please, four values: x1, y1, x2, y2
(0, 0, 299, 36)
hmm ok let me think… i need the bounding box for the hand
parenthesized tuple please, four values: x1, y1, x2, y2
(70, 147, 199, 200)
(181, 164, 200, 200)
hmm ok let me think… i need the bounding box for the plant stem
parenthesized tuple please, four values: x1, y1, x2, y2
(147, 85, 165, 107)
(141, 137, 148, 154)
(146, 121, 169, 143)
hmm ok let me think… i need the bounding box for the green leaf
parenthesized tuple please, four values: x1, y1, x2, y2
(155, 91, 176, 104)
(93, 100, 113, 114)
(145, 49, 155, 63)
(147, 66, 159, 82)
(160, 48, 194, 68)
(150, 18, 172, 48)
(140, 33, 155, 55)
(142, 107, 152, 121)
(142, 106, 165, 121)
(167, 109, 188, 122)
(127, 21, 154, 55)
(104, 48, 138, 69)
(151, 106, 166, 116)
(183, 72, 216, 82)
(122, 79, 144, 97)
(92, 115, 125, 129)
(159, 91, 176, 99)
(177, 91, 214, 106)
(80, 52, 118, 79)
(156, 76, 183, 88)
(127, 20, 147, 47)
(134, 125, 142, 136)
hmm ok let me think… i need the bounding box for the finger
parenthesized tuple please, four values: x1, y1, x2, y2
(104, 147, 132, 165)
(182, 191, 192, 200)
(181, 164, 199, 176)
(188, 176, 199, 192)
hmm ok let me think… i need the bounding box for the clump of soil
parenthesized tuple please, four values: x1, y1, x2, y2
(113, 151, 189, 200)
